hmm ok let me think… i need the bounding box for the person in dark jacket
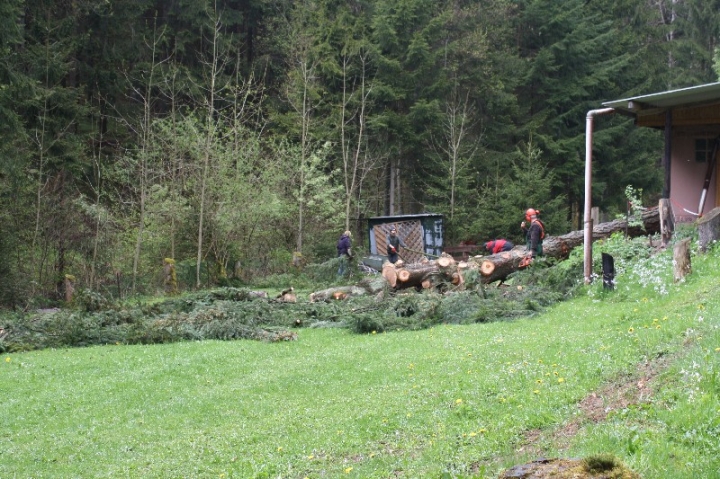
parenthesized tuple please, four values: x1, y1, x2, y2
(386, 227, 406, 264)
(336, 230, 352, 276)
(520, 208, 545, 258)
(484, 239, 514, 254)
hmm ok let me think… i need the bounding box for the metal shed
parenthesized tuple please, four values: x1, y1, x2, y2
(366, 214, 444, 265)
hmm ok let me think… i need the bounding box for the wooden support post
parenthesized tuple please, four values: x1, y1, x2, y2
(658, 198, 674, 246)
(673, 238, 691, 283)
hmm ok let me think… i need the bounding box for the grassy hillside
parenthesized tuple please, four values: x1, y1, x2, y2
(1, 236, 719, 478)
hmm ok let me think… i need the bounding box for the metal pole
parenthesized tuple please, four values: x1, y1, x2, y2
(584, 108, 614, 284)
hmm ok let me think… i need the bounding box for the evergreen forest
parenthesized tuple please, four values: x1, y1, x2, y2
(2, 0, 719, 306)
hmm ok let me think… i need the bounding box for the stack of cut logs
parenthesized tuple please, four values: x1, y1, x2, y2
(381, 254, 463, 290)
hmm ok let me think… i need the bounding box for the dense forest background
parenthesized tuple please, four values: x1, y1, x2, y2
(1, 0, 719, 306)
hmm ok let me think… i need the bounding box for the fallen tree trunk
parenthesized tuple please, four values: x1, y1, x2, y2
(471, 205, 663, 284)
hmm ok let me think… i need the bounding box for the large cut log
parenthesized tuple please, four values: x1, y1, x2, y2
(396, 260, 452, 286)
(379, 254, 463, 291)
(473, 250, 527, 283)
(471, 205, 663, 284)
(310, 256, 456, 302)
(382, 262, 399, 288)
(697, 206, 720, 252)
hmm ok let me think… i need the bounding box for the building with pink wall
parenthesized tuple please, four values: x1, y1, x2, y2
(603, 82, 720, 223)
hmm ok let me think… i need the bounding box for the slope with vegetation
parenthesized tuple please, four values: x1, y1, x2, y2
(1, 231, 719, 478)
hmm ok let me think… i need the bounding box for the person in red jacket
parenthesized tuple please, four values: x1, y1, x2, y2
(484, 239, 514, 254)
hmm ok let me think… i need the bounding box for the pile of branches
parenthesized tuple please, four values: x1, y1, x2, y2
(0, 256, 582, 352)
(0, 289, 327, 352)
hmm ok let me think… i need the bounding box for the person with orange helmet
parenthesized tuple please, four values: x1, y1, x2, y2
(520, 208, 545, 258)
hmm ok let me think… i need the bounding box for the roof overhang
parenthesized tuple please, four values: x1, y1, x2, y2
(602, 82, 720, 129)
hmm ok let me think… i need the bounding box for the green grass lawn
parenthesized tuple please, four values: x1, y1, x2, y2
(2, 244, 720, 478)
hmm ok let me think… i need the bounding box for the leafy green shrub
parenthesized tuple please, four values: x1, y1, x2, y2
(592, 232, 654, 274)
(74, 288, 116, 312)
(352, 312, 386, 334)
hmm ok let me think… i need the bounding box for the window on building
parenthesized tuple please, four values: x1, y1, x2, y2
(696, 138, 714, 163)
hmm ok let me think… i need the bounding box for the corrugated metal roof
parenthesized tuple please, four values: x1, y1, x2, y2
(603, 82, 720, 114)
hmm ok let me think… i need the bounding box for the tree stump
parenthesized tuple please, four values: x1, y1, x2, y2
(64, 275, 75, 303)
(673, 238, 692, 283)
(658, 198, 674, 246)
(163, 258, 178, 294)
(697, 206, 720, 252)
(291, 251, 305, 269)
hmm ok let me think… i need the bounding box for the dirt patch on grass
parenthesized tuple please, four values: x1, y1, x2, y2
(517, 354, 670, 456)
(494, 357, 671, 477)
(575, 363, 656, 423)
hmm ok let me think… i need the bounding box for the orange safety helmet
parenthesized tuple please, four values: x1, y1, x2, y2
(525, 208, 540, 221)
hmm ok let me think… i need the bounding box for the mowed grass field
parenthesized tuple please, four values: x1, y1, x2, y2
(2, 245, 720, 478)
